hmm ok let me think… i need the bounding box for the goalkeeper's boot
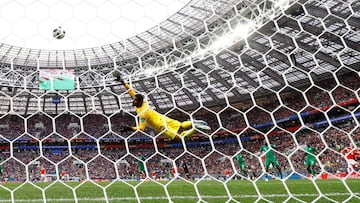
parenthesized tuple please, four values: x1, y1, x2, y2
(193, 120, 211, 130)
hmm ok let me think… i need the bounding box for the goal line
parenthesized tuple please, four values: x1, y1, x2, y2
(1, 193, 359, 203)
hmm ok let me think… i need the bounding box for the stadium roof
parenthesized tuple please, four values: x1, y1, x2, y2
(0, 0, 358, 115)
(0, 0, 238, 68)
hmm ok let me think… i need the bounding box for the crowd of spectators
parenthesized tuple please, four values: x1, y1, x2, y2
(1, 123, 358, 182)
(0, 72, 358, 182)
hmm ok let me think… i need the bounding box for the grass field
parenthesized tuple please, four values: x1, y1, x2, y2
(0, 179, 359, 203)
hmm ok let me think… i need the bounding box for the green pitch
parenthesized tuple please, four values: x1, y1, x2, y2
(0, 179, 359, 203)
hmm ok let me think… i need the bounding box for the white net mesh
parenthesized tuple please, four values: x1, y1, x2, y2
(0, 0, 359, 202)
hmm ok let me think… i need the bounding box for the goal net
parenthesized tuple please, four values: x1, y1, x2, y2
(0, 0, 359, 202)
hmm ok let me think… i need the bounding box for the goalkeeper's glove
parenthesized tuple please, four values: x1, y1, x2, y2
(120, 125, 133, 132)
(113, 71, 124, 84)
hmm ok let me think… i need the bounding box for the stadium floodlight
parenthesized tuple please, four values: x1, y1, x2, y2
(143, 66, 163, 77)
(274, 0, 290, 9)
(138, 22, 255, 79)
(206, 22, 254, 52)
(134, 0, 295, 79)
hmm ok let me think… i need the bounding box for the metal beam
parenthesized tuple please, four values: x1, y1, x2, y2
(240, 53, 285, 85)
(73, 52, 79, 67)
(271, 33, 295, 52)
(127, 39, 146, 52)
(179, 87, 199, 110)
(189, 5, 212, 13)
(342, 35, 359, 52)
(294, 34, 319, 54)
(167, 73, 198, 105)
(276, 16, 301, 29)
(315, 51, 341, 68)
(146, 30, 167, 42)
(91, 48, 102, 65)
(136, 36, 149, 46)
(95, 87, 106, 114)
(110, 86, 120, 111)
(177, 12, 203, 22)
(167, 19, 196, 32)
(159, 25, 177, 36)
(42, 95, 46, 112)
(100, 46, 115, 62)
(109, 44, 120, 55)
(194, 62, 241, 97)
(55, 97, 58, 115)
(289, 53, 313, 72)
(13, 48, 23, 65)
(0, 46, 12, 61)
(214, 56, 259, 88)
(146, 30, 173, 49)
(8, 87, 17, 112)
(266, 49, 291, 68)
(244, 40, 286, 84)
(305, 3, 329, 18)
(24, 92, 30, 116)
(155, 77, 175, 104)
(186, 71, 219, 102)
(82, 92, 88, 114)
(300, 18, 323, 36)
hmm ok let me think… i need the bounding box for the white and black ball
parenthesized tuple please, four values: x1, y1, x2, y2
(53, 27, 65, 39)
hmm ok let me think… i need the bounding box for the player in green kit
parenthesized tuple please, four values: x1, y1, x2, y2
(305, 142, 316, 178)
(234, 154, 248, 177)
(260, 141, 282, 180)
(137, 155, 146, 179)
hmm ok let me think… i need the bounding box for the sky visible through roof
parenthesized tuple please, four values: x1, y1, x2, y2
(0, 0, 189, 50)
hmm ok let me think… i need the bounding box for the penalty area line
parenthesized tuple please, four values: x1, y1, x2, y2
(0, 193, 359, 202)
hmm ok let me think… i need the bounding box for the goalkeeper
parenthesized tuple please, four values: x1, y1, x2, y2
(113, 71, 210, 140)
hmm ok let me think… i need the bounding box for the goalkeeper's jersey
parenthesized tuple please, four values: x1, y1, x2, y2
(124, 83, 181, 139)
(136, 103, 176, 132)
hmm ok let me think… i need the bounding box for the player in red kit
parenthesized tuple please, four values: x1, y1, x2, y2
(341, 144, 359, 174)
(40, 166, 46, 182)
(61, 170, 66, 181)
(224, 169, 231, 180)
(151, 171, 156, 180)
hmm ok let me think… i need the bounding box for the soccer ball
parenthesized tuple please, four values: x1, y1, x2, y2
(53, 26, 65, 39)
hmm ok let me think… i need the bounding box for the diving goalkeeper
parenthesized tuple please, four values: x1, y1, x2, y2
(113, 71, 211, 140)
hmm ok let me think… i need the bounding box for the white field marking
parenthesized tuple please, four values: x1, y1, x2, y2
(0, 193, 359, 202)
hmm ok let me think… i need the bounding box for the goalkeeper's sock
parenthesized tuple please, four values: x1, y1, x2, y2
(311, 169, 315, 176)
(181, 121, 192, 128)
(179, 128, 196, 138)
